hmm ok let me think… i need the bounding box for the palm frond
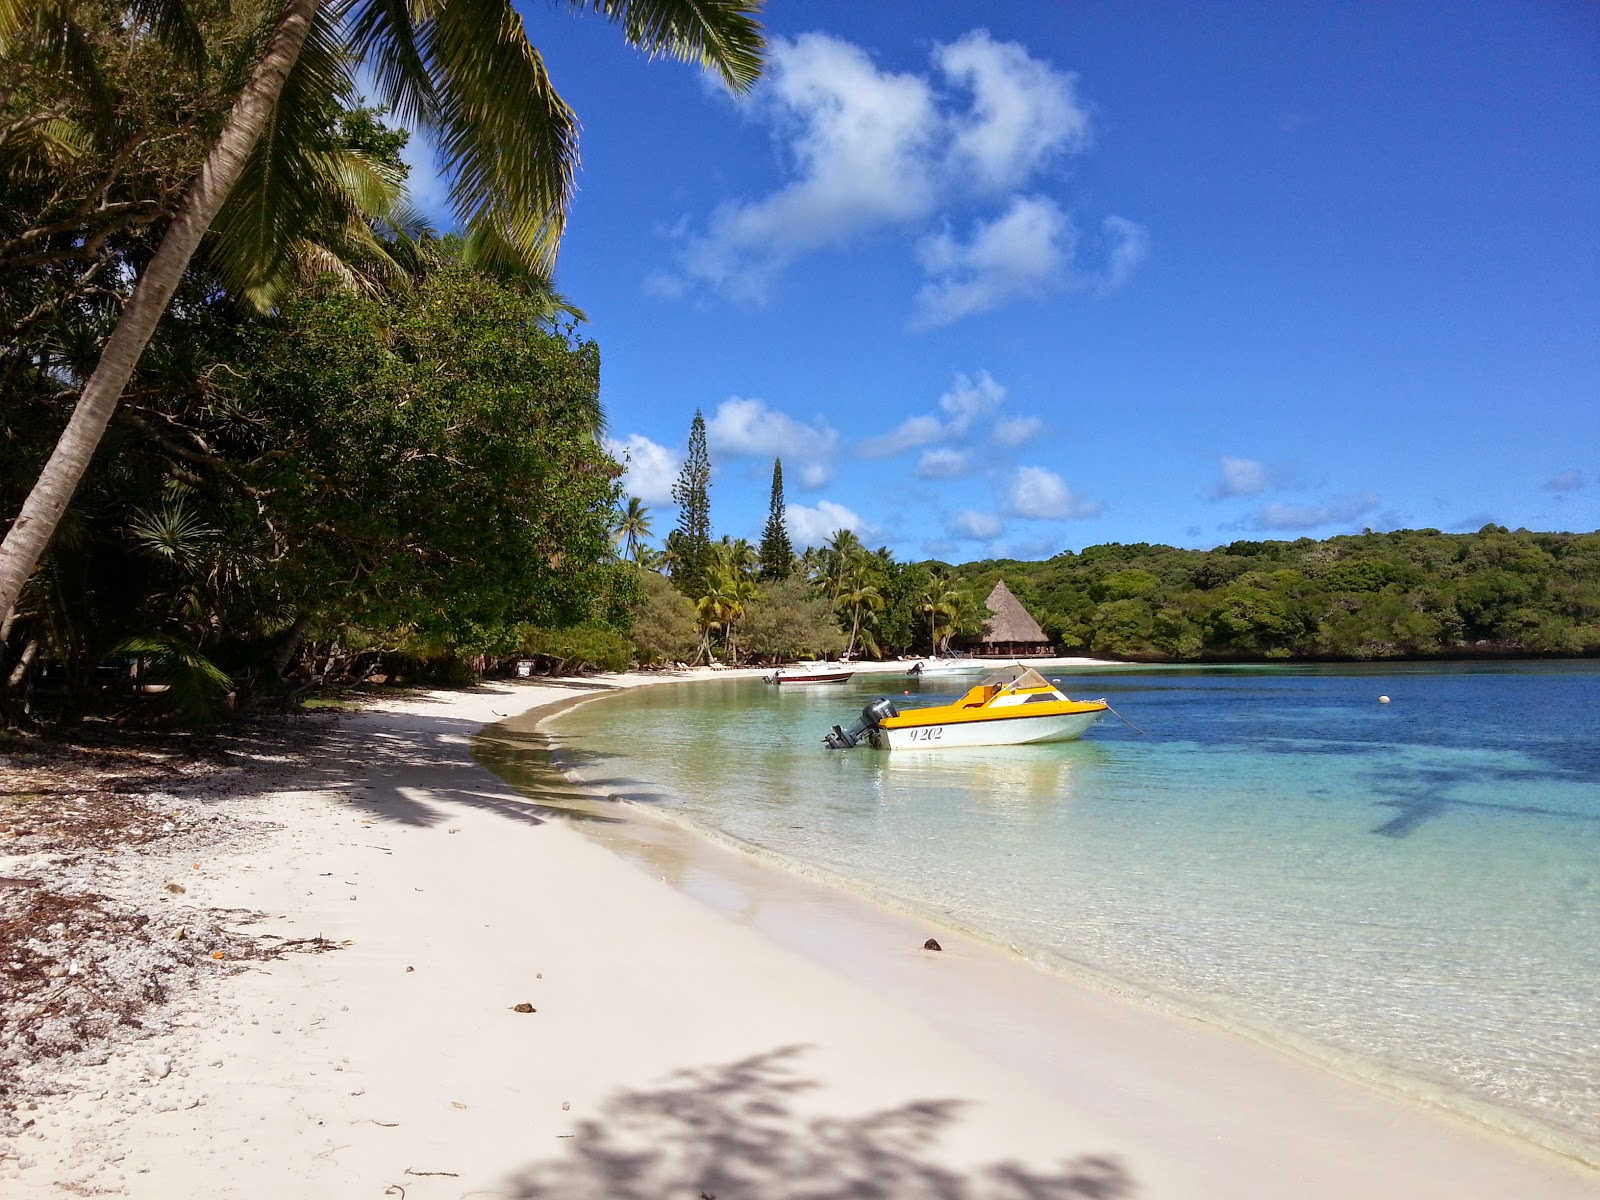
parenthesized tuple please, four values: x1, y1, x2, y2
(112, 634, 233, 726)
(127, 0, 205, 71)
(428, 0, 577, 275)
(346, 0, 438, 129)
(581, 0, 764, 92)
(207, 2, 355, 301)
(457, 223, 587, 321)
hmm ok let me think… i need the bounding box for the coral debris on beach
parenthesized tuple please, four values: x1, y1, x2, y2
(0, 722, 336, 1136)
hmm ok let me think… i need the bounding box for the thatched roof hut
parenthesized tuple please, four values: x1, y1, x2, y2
(977, 580, 1052, 656)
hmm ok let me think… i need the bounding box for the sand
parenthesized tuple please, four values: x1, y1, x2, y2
(3, 669, 1597, 1198)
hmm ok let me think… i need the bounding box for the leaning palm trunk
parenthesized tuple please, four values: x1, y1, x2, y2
(0, 0, 323, 625)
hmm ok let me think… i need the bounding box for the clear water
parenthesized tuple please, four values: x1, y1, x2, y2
(537, 662, 1600, 1158)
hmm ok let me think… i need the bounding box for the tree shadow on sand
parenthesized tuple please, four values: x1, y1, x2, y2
(505, 1047, 1134, 1200)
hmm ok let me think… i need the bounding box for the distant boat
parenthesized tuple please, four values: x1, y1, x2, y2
(824, 664, 1106, 749)
(906, 657, 988, 678)
(765, 661, 854, 685)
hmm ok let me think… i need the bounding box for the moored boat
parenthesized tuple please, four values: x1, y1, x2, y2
(823, 665, 1106, 749)
(905, 657, 988, 678)
(765, 661, 854, 685)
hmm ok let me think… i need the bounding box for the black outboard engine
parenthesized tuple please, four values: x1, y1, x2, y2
(823, 698, 899, 749)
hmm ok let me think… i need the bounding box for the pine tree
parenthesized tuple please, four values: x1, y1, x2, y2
(670, 410, 713, 598)
(759, 458, 795, 580)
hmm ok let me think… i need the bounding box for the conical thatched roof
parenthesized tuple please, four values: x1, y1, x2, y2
(979, 580, 1049, 646)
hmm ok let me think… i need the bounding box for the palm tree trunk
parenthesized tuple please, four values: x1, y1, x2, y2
(0, 0, 323, 626)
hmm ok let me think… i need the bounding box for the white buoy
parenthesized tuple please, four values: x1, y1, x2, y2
(1378, 695, 1391, 704)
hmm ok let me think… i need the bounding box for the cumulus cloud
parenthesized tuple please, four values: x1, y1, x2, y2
(706, 397, 838, 490)
(951, 509, 1004, 539)
(604, 435, 680, 504)
(1209, 457, 1271, 500)
(1542, 469, 1587, 493)
(992, 415, 1046, 448)
(911, 196, 1070, 328)
(1251, 492, 1381, 532)
(675, 34, 939, 302)
(860, 370, 1007, 458)
(936, 30, 1092, 189)
(661, 29, 1132, 320)
(916, 448, 973, 479)
(786, 499, 867, 549)
(1006, 465, 1103, 520)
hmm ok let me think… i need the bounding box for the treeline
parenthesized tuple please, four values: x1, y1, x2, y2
(960, 527, 1600, 661)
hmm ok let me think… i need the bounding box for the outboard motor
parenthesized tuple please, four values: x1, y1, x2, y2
(823, 697, 899, 749)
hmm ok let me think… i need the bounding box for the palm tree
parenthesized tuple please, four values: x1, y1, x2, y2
(0, 0, 765, 625)
(721, 573, 759, 665)
(615, 497, 653, 562)
(693, 568, 734, 665)
(836, 568, 884, 660)
(711, 535, 759, 581)
(917, 571, 967, 655)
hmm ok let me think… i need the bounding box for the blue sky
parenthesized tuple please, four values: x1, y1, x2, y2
(398, 1, 1599, 562)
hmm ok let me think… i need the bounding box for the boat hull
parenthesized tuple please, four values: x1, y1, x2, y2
(767, 669, 854, 684)
(871, 708, 1103, 749)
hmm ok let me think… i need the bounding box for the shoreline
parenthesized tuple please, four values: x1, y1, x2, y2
(2, 671, 1595, 1197)
(512, 669, 1600, 1174)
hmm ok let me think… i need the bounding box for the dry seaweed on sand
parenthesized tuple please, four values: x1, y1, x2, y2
(0, 716, 341, 1119)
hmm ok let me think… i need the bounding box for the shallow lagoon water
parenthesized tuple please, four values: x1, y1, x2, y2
(542, 661, 1600, 1158)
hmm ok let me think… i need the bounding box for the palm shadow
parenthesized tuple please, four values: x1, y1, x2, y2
(505, 1047, 1134, 1200)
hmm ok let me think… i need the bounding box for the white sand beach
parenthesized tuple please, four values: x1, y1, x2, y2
(4, 670, 1598, 1198)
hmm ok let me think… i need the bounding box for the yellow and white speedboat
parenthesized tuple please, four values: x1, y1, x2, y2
(823, 665, 1107, 750)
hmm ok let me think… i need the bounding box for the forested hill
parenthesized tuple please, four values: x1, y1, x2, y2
(957, 526, 1600, 662)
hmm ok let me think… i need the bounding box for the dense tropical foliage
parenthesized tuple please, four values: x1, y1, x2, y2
(960, 527, 1600, 661)
(1, 0, 765, 722)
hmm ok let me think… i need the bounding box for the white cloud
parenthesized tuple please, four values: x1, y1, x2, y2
(916, 448, 973, 479)
(786, 499, 867, 549)
(1097, 215, 1150, 294)
(951, 509, 1004, 539)
(675, 34, 939, 302)
(1252, 492, 1381, 531)
(911, 196, 1071, 328)
(1209, 456, 1270, 500)
(1006, 465, 1103, 520)
(662, 30, 1117, 320)
(860, 370, 1008, 458)
(605, 435, 681, 505)
(798, 461, 833, 489)
(936, 369, 1007, 431)
(859, 414, 947, 458)
(936, 30, 1092, 191)
(992, 415, 1045, 448)
(707, 397, 837, 458)
(1542, 469, 1587, 493)
(706, 397, 838, 491)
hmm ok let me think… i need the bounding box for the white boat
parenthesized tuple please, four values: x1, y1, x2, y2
(824, 665, 1107, 749)
(764, 661, 854, 685)
(905, 657, 988, 678)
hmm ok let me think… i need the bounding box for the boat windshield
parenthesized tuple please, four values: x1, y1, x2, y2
(974, 665, 1053, 690)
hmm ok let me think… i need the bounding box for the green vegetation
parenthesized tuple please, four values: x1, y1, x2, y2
(959, 527, 1600, 661)
(1, 1, 765, 723)
(667, 411, 713, 602)
(759, 459, 795, 580)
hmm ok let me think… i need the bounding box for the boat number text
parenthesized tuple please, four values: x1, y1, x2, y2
(910, 727, 944, 742)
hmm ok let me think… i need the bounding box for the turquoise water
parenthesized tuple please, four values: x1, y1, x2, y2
(541, 662, 1600, 1158)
